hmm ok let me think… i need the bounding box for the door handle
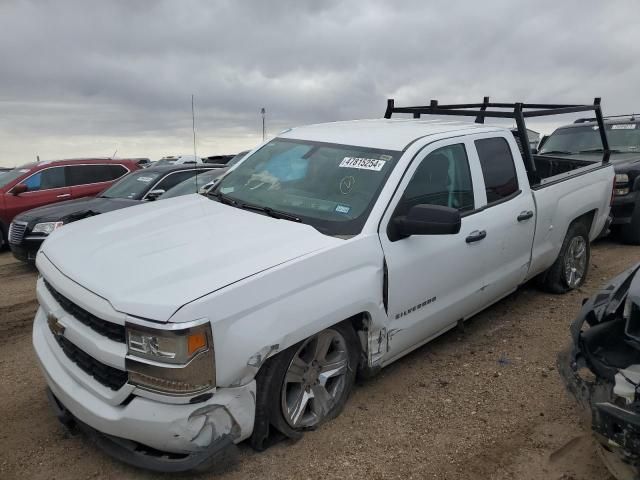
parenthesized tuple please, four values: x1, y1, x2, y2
(57, 193, 71, 198)
(517, 210, 534, 222)
(465, 230, 487, 243)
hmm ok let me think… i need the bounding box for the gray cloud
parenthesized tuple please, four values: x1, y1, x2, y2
(0, 0, 639, 165)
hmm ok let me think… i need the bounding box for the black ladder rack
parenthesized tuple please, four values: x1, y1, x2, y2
(384, 97, 610, 185)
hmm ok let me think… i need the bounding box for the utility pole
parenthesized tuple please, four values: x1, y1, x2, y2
(261, 107, 266, 141)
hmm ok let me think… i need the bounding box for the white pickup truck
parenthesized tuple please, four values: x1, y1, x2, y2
(33, 100, 615, 471)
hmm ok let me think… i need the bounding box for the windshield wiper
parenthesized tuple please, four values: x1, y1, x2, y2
(538, 150, 574, 155)
(207, 190, 239, 207)
(578, 148, 622, 153)
(238, 203, 302, 223)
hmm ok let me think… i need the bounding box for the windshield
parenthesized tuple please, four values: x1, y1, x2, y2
(0, 166, 32, 189)
(540, 123, 640, 155)
(100, 170, 163, 199)
(212, 138, 401, 236)
(159, 169, 225, 199)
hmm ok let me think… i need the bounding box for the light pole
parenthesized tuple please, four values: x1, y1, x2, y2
(261, 107, 266, 141)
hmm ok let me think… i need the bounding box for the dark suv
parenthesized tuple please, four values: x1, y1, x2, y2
(9, 164, 223, 262)
(539, 115, 640, 243)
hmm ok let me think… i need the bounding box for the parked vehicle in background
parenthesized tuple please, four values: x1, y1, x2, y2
(203, 154, 236, 165)
(154, 154, 203, 166)
(8, 164, 223, 262)
(160, 149, 252, 199)
(0, 167, 11, 177)
(33, 99, 613, 472)
(158, 168, 230, 200)
(558, 263, 640, 480)
(539, 114, 640, 243)
(0, 159, 140, 249)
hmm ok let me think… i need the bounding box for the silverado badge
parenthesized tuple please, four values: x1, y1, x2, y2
(47, 313, 65, 338)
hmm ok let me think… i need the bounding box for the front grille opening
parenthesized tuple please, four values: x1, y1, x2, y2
(55, 335, 128, 390)
(9, 222, 27, 244)
(44, 280, 126, 343)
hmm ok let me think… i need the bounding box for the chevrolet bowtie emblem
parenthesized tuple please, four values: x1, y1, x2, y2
(47, 313, 65, 338)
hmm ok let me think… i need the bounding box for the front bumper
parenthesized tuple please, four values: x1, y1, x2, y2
(33, 306, 256, 472)
(558, 263, 640, 470)
(611, 190, 638, 225)
(9, 238, 42, 263)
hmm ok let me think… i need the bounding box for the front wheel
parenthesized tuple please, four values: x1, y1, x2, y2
(539, 221, 591, 294)
(250, 322, 359, 450)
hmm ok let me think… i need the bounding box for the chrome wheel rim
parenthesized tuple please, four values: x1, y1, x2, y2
(564, 236, 587, 288)
(281, 329, 349, 428)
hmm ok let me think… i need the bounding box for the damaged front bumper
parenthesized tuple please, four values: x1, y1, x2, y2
(558, 262, 640, 472)
(33, 310, 256, 472)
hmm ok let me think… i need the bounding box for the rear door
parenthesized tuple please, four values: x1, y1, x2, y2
(379, 139, 491, 362)
(4, 166, 71, 222)
(66, 164, 130, 199)
(468, 134, 536, 303)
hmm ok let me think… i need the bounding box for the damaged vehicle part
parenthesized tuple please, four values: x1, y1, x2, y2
(558, 262, 640, 479)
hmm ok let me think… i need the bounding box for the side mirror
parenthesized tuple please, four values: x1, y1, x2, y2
(390, 204, 461, 241)
(12, 184, 28, 195)
(146, 189, 165, 201)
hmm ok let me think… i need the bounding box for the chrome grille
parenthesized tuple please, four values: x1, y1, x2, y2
(44, 280, 126, 343)
(8, 221, 27, 245)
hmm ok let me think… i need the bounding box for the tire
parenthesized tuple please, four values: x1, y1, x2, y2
(250, 322, 359, 451)
(0, 224, 5, 250)
(539, 221, 591, 294)
(619, 203, 640, 245)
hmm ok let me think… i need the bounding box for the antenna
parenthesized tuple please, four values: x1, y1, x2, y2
(261, 107, 266, 141)
(111, 148, 118, 159)
(192, 94, 198, 193)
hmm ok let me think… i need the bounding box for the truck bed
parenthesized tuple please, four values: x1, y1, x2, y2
(533, 155, 595, 179)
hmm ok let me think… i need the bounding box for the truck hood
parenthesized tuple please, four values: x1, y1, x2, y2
(15, 196, 140, 225)
(41, 194, 340, 321)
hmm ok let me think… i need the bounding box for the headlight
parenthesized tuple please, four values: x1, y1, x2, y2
(32, 221, 64, 235)
(125, 322, 215, 395)
(616, 173, 630, 184)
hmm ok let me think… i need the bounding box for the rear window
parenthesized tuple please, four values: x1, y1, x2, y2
(474, 137, 519, 203)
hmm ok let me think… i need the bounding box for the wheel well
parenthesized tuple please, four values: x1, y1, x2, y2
(571, 209, 596, 235)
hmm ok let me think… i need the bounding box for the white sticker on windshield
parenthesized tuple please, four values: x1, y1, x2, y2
(339, 157, 386, 171)
(335, 204, 351, 214)
(221, 186, 235, 194)
(137, 176, 154, 183)
(612, 124, 636, 130)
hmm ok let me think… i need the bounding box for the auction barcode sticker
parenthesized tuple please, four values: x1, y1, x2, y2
(612, 124, 637, 130)
(339, 157, 386, 171)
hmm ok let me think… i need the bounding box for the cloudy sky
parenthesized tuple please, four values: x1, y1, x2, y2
(0, 0, 638, 166)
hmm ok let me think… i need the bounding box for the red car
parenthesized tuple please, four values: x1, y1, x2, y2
(0, 158, 142, 248)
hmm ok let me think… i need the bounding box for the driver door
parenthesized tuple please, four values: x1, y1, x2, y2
(379, 140, 490, 363)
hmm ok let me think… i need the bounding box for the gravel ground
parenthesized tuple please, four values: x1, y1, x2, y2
(1, 240, 638, 480)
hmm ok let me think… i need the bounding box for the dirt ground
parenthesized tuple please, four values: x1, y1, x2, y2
(1, 241, 638, 480)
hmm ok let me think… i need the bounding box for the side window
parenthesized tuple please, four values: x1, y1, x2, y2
(395, 144, 474, 217)
(474, 137, 519, 203)
(153, 171, 197, 192)
(23, 167, 66, 191)
(65, 165, 128, 186)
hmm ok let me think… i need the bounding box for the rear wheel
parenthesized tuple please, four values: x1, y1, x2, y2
(250, 322, 359, 450)
(540, 221, 590, 294)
